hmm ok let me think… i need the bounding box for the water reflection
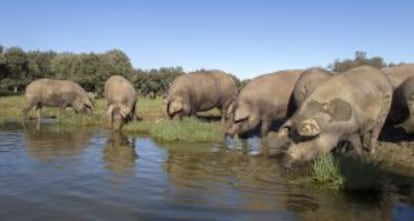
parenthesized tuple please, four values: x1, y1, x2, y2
(281, 185, 392, 221)
(1, 123, 414, 220)
(161, 141, 290, 212)
(23, 123, 93, 161)
(103, 132, 138, 176)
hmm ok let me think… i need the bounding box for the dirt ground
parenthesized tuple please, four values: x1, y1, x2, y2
(374, 141, 414, 176)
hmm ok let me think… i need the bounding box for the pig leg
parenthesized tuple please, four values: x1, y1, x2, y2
(347, 133, 363, 154)
(220, 107, 226, 125)
(22, 101, 35, 120)
(361, 131, 372, 152)
(260, 119, 271, 137)
(369, 118, 387, 154)
(59, 104, 67, 119)
(402, 98, 414, 133)
(35, 104, 42, 130)
(35, 104, 42, 121)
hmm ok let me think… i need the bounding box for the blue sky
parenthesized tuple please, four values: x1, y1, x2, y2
(1, 0, 413, 79)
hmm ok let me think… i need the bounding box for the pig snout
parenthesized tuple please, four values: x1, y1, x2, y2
(225, 124, 238, 138)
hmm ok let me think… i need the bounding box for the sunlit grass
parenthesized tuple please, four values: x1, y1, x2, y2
(1, 95, 224, 142)
(125, 118, 223, 143)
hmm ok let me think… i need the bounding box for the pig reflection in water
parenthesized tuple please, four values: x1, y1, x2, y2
(24, 124, 93, 161)
(103, 132, 138, 176)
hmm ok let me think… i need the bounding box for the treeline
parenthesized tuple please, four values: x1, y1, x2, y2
(0, 46, 185, 97)
(328, 51, 403, 73)
(0, 46, 405, 97)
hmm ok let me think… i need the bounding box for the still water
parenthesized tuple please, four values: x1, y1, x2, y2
(1, 121, 414, 221)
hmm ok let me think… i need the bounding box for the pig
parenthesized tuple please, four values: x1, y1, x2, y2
(104, 75, 138, 131)
(226, 70, 303, 137)
(293, 68, 332, 108)
(22, 78, 94, 120)
(382, 64, 414, 89)
(280, 66, 393, 167)
(382, 64, 414, 133)
(387, 76, 414, 133)
(164, 70, 238, 123)
(266, 68, 332, 148)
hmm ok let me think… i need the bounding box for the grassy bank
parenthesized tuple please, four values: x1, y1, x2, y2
(0, 95, 224, 143)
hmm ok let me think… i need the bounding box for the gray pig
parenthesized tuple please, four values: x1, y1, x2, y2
(293, 68, 332, 108)
(382, 64, 414, 89)
(22, 78, 94, 120)
(387, 76, 414, 133)
(226, 70, 303, 137)
(104, 75, 138, 131)
(382, 64, 414, 132)
(267, 68, 332, 148)
(164, 70, 238, 122)
(281, 66, 392, 167)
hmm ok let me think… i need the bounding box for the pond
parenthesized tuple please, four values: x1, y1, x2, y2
(0, 120, 414, 221)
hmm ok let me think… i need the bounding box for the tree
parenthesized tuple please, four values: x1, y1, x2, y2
(3, 47, 29, 92)
(329, 51, 387, 73)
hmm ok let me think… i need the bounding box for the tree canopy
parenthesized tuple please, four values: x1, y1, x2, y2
(328, 51, 401, 73)
(0, 46, 404, 97)
(0, 46, 186, 96)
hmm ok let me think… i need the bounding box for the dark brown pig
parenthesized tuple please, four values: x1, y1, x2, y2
(164, 70, 238, 123)
(226, 70, 303, 137)
(104, 75, 138, 131)
(22, 78, 94, 120)
(281, 66, 393, 167)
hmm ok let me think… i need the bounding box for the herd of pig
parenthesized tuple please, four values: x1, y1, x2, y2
(21, 64, 414, 167)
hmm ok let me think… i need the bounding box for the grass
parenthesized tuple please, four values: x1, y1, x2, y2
(292, 153, 385, 191)
(0, 95, 224, 143)
(150, 118, 223, 143)
(311, 154, 344, 188)
(292, 154, 344, 190)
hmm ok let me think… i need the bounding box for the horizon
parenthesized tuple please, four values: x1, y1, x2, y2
(1, 0, 413, 80)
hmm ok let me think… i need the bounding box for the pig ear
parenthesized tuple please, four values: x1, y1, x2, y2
(298, 118, 320, 137)
(168, 100, 182, 115)
(234, 107, 249, 122)
(120, 106, 131, 118)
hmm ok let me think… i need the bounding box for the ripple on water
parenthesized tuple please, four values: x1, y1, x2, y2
(0, 123, 413, 220)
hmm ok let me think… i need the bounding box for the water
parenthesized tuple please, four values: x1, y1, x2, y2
(0, 121, 414, 220)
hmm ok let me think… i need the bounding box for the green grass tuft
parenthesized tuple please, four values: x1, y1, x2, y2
(311, 154, 344, 189)
(291, 153, 386, 191)
(125, 118, 223, 143)
(291, 154, 344, 190)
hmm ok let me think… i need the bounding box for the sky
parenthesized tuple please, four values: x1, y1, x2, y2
(1, 0, 413, 79)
